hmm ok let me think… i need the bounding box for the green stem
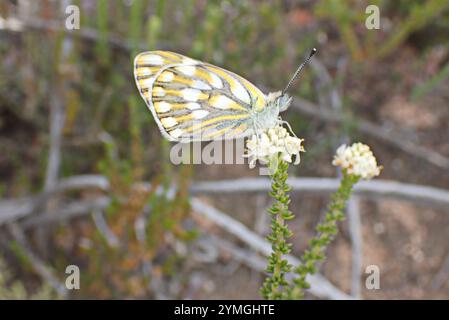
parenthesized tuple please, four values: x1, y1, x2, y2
(288, 170, 359, 299)
(260, 158, 295, 300)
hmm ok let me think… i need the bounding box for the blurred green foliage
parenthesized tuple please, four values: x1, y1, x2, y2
(315, 0, 449, 61)
(0, 256, 56, 299)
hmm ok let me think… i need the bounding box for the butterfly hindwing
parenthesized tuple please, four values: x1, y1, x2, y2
(134, 51, 266, 141)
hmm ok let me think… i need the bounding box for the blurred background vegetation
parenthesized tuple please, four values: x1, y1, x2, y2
(0, 0, 449, 299)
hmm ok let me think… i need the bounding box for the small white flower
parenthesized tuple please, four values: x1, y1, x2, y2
(332, 142, 382, 180)
(245, 124, 305, 169)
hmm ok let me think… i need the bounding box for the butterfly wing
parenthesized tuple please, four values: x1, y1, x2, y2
(134, 51, 267, 141)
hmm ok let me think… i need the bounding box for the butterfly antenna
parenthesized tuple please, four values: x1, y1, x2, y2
(281, 48, 317, 96)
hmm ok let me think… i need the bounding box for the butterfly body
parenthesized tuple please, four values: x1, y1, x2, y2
(134, 51, 291, 142)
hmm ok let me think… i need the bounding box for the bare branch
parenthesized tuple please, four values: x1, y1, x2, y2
(191, 178, 449, 208)
(21, 197, 111, 228)
(44, 91, 65, 190)
(1, 175, 449, 226)
(310, 59, 343, 113)
(0, 197, 36, 224)
(209, 235, 271, 273)
(57, 174, 110, 191)
(0, 17, 170, 52)
(0, 174, 109, 224)
(91, 209, 119, 248)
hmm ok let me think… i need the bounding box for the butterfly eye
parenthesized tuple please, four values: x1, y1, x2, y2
(278, 95, 292, 112)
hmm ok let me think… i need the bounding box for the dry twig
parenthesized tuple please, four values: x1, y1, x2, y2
(191, 178, 449, 208)
(2, 175, 449, 226)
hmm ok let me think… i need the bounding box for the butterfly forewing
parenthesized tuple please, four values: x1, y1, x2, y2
(134, 51, 266, 141)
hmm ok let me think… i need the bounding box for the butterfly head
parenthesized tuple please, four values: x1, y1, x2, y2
(252, 91, 291, 132)
(277, 93, 292, 112)
(266, 91, 292, 113)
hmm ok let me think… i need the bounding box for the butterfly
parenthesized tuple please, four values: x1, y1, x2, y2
(133, 49, 316, 142)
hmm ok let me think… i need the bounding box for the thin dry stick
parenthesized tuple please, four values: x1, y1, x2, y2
(91, 209, 119, 248)
(209, 235, 272, 274)
(2, 176, 449, 226)
(1, 17, 171, 52)
(36, 3, 71, 254)
(0, 174, 109, 224)
(190, 178, 449, 208)
(36, 41, 68, 247)
(21, 197, 111, 228)
(44, 92, 65, 190)
(311, 59, 343, 113)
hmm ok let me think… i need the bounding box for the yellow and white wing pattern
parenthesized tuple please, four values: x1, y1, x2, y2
(134, 51, 267, 141)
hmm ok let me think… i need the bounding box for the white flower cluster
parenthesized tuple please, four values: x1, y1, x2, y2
(332, 142, 382, 180)
(246, 125, 304, 169)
